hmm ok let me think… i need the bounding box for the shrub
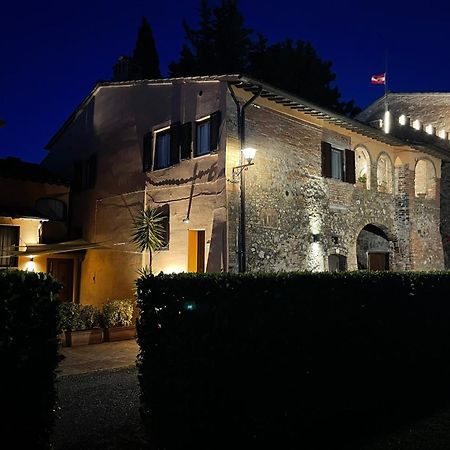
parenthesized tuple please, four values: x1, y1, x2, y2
(79, 304, 101, 329)
(136, 271, 450, 449)
(0, 270, 61, 449)
(101, 299, 134, 328)
(57, 302, 101, 331)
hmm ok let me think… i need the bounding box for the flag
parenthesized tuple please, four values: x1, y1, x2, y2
(371, 73, 386, 85)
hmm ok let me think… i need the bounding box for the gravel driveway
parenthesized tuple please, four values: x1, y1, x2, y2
(52, 366, 149, 449)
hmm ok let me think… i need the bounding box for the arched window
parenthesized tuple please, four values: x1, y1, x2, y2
(415, 159, 436, 200)
(376, 153, 393, 194)
(355, 146, 371, 189)
(36, 198, 67, 221)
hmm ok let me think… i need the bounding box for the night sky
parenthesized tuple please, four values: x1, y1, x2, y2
(1, 0, 450, 163)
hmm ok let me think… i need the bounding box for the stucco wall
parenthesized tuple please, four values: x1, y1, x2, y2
(45, 80, 229, 305)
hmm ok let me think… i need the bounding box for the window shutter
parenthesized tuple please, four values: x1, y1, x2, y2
(73, 161, 83, 191)
(210, 110, 222, 151)
(87, 153, 98, 188)
(170, 122, 181, 166)
(345, 149, 356, 184)
(143, 132, 153, 171)
(180, 122, 192, 160)
(321, 142, 332, 178)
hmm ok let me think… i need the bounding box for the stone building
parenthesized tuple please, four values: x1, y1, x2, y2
(42, 76, 448, 306)
(357, 93, 450, 267)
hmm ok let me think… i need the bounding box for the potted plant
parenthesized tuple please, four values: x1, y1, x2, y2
(101, 299, 136, 342)
(357, 174, 367, 188)
(58, 302, 103, 346)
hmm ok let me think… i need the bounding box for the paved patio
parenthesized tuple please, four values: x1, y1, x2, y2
(57, 339, 139, 376)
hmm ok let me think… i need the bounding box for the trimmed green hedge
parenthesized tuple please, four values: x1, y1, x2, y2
(136, 272, 450, 449)
(0, 270, 61, 449)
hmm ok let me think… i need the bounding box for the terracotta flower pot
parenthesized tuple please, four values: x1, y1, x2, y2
(103, 325, 136, 342)
(65, 328, 103, 346)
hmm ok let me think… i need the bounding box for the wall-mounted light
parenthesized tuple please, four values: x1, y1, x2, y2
(182, 218, 190, 224)
(242, 147, 257, 165)
(231, 147, 257, 181)
(25, 257, 36, 272)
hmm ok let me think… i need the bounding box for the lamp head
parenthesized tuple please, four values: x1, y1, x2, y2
(241, 147, 257, 164)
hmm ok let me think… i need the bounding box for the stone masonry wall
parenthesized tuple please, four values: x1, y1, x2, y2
(226, 93, 444, 272)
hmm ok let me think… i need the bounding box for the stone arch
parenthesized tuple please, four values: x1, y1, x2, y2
(376, 152, 393, 194)
(356, 223, 395, 270)
(414, 158, 436, 200)
(354, 144, 372, 189)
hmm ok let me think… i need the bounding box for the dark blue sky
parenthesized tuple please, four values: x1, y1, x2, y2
(1, 0, 450, 163)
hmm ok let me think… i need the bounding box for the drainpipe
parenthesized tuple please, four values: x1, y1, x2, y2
(228, 83, 262, 273)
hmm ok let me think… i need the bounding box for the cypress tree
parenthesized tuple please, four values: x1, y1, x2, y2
(133, 17, 161, 79)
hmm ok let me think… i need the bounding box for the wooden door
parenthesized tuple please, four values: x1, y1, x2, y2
(368, 253, 389, 271)
(47, 258, 74, 301)
(188, 230, 205, 273)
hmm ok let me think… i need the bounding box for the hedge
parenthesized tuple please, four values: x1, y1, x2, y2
(136, 272, 450, 449)
(0, 270, 61, 449)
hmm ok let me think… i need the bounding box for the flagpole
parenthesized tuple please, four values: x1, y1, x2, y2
(384, 50, 388, 114)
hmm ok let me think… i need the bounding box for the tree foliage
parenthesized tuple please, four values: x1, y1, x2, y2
(131, 206, 165, 253)
(169, 0, 360, 116)
(132, 17, 161, 79)
(133, 17, 161, 79)
(169, 0, 253, 76)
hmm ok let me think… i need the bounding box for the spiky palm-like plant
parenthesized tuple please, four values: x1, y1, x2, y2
(131, 206, 165, 273)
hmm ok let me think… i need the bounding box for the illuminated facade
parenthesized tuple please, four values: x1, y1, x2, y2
(0, 157, 81, 301)
(357, 93, 450, 267)
(43, 77, 447, 305)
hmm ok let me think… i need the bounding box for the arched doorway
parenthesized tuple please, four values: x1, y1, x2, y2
(356, 224, 390, 271)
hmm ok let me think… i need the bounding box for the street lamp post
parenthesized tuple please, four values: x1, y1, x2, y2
(228, 84, 262, 273)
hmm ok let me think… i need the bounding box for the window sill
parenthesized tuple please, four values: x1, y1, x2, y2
(193, 150, 218, 159)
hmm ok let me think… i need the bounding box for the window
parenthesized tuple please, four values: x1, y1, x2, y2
(72, 153, 97, 191)
(0, 226, 19, 268)
(376, 153, 393, 193)
(154, 129, 171, 170)
(36, 198, 67, 221)
(355, 146, 371, 189)
(196, 120, 211, 156)
(415, 159, 436, 200)
(321, 142, 355, 183)
(144, 111, 221, 171)
(72, 161, 83, 191)
(194, 110, 221, 157)
(85, 154, 97, 188)
(331, 148, 343, 180)
(147, 123, 184, 171)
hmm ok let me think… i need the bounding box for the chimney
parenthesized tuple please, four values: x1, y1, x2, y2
(112, 56, 142, 81)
